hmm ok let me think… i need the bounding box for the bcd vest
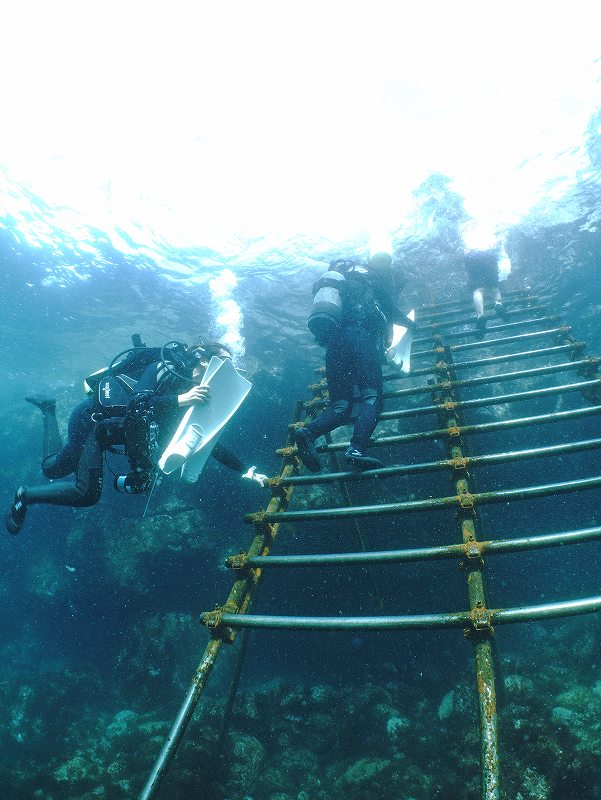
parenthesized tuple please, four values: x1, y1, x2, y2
(308, 265, 387, 346)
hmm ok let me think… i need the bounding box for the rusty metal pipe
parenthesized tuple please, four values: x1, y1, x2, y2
(418, 289, 533, 318)
(493, 596, 601, 623)
(139, 641, 223, 800)
(408, 343, 584, 379)
(379, 379, 601, 419)
(242, 525, 601, 568)
(297, 356, 599, 410)
(245, 475, 601, 523)
(414, 316, 561, 345)
(382, 358, 597, 400)
(475, 640, 499, 800)
(410, 326, 571, 362)
(418, 299, 539, 324)
(420, 305, 547, 332)
(321, 405, 601, 452)
(447, 327, 571, 353)
(206, 594, 601, 631)
(283, 437, 601, 486)
(139, 410, 303, 800)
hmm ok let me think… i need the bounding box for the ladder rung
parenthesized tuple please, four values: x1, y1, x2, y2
(243, 525, 601, 568)
(246, 475, 601, 523)
(284, 437, 601, 486)
(210, 595, 601, 631)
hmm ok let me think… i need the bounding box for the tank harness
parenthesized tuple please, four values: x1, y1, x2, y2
(308, 259, 388, 347)
(86, 339, 193, 493)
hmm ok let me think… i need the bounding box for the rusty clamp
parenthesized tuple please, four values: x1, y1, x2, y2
(201, 601, 239, 643)
(459, 540, 485, 571)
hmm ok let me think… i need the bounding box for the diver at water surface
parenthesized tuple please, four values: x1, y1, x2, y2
(5, 338, 268, 534)
(295, 253, 416, 473)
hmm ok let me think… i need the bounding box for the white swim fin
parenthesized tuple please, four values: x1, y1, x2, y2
(386, 309, 415, 374)
(160, 422, 204, 474)
(158, 356, 252, 482)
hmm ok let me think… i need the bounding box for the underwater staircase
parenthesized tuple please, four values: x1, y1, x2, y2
(140, 287, 601, 800)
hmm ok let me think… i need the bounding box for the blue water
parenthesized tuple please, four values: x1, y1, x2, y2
(1, 63, 601, 800)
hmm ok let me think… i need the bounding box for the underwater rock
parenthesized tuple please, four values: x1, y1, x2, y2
(548, 681, 601, 756)
(504, 673, 535, 700)
(105, 508, 215, 588)
(519, 765, 550, 800)
(551, 705, 581, 727)
(26, 558, 69, 600)
(278, 746, 319, 788)
(309, 684, 336, 704)
(386, 714, 410, 739)
(53, 749, 103, 785)
(261, 765, 289, 796)
(338, 757, 392, 788)
(303, 712, 339, 754)
(372, 703, 410, 743)
(106, 708, 139, 739)
(436, 689, 454, 720)
(116, 611, 200, 702)
(288, 479, 340, 509)
(224, 731, 265, 800)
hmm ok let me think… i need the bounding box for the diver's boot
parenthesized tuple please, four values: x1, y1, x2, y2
(25, 395, 63, 461)
(5, 487, 28, 534)
(494, 301, 508, 321)
(345, 447, 384, 471)
(475, 316, 487, 338)
(294, 428, 321, 473)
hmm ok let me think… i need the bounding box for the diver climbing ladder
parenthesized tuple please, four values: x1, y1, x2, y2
(140, 287, 601, 800)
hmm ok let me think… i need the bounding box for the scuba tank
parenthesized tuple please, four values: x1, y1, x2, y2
(308, 264, 351, 346)
(308, 258, 389, 347)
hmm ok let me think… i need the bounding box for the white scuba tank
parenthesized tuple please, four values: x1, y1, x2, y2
(307, 270, 347, 345)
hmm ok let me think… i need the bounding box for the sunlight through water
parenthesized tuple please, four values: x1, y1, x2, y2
(0, 1, 600, 280)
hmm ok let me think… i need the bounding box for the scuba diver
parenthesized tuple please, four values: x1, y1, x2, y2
(464, 248, 508, 337)
(295, 253, 417, 473)
(5, 338, 268, 535)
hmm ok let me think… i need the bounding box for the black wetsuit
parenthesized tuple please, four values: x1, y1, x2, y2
(305, 267, 414, 453)
(465, 249, 499, 292)
(21, 357, 245, 513)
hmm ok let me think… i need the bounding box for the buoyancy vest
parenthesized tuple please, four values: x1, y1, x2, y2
(86, 343, 191, 414)
(308, 263, 387, 346)
(86, 347, 164, 413)
(89, 343, 189, 472)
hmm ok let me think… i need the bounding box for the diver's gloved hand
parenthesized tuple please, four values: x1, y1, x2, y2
(241, 466, 269, 487)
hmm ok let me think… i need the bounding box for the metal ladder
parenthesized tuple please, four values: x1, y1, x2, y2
(140, 287, 601, 800)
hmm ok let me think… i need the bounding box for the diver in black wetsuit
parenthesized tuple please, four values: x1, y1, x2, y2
(5, 340, 267, 534)
(464, 248, 508, 337)
(295, 255, 416, 473)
